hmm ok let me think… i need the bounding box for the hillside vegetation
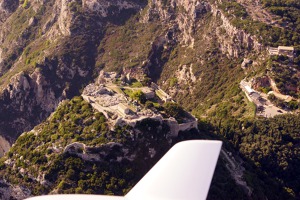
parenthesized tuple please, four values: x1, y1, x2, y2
(1, 96, 290, 199)
(208, 114, 300, 198)
(217, 0, 300, 47)
(0, 96, 173, 196)
(0, 0, 299, 199)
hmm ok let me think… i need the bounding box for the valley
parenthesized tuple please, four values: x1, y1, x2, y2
(0, 0, 299, 199)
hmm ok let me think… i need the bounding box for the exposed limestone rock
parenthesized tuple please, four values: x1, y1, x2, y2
(221, 150, 253, 197)
(46, 0, 143, 38)
(63, 142, 132, 162)
(31, 0, 46, 12)
(0, 180, 31, 200)
(7, 70, 59, 113)
(0, 48, 3, 64)
(142, 0, 211, 47)
(83, 0, 141, 17)
(36, 173, 49, 186)
(0, 0, 19, 22)
(45, 0, 78, 38)
(0, 135, 10, 157)
(142, 0, 262, 55)
(28, 17, 37, 27)
(57, 0, 74, 36)
(212, 4, 263, 57)
(176, 65, 197, 84)
(241, 58, 252, 68)
(0, 67, 64, 141)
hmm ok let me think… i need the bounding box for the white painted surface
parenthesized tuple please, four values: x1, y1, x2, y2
(245, 85, 253, 94)
(27, 195, 126, 200)
(126, 140, 222, 200)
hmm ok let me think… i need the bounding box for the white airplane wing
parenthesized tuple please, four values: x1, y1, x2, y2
(26, 140, 222, 200)
(26, 195, 126, 200)
(125, 140, 222, 200)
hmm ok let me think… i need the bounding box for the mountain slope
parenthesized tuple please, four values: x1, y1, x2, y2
(0, 95, 202, 198)
(0, 0, 146, 143)
(0, 0, 299, 199)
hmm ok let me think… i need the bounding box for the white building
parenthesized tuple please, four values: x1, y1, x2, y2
(268, 46, 294, 57)
(245, 86, 254, 94)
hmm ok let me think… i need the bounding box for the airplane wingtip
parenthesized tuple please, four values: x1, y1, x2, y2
(126, 139, 222, 200)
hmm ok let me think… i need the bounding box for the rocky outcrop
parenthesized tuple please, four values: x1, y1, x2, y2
(6, 70, 58, 113)
(221, 149, 253, 197)
(0, 135, 10, 157)
(211, 4, 263, 57)
(56, 0, 74, 36)
(175, 65, 197, 84)
(63, 142, 135, 162)
(142, 0, 263, 56)
(241, 58, 252, 68)
(83, 0, 142, 17)
(0, 69, 61, 141)
(47, 0, 144, 38)
(142, 0, 211, 47)
(0, 52, 94, 141)
(0, 180, 31, 200)
(0, 0, 19, 23)
(0, 0, 146, 143)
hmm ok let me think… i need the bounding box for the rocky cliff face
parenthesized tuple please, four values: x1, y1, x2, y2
(0, 96, 196, 199)
(141, 0, 263, 55)
(0, 67, 64, 142)
(0, 0, 145, 144)
(0, 135, 10, 157)
(0, 0, 298, 199)
(211, 4, 263, 57)
(0, 0, 267, 144)
(142, 0, 211, 47)
(0, 0, 19, 22)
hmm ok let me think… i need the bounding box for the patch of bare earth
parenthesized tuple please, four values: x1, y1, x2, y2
(237, 0, 282, 28)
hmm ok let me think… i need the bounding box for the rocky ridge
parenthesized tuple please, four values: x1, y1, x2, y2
(211, 4, 263, 57)
(0, 0, 145, 144)
(0, 94, 199, 199)
(0, 0, 267, 145)
(0, 0, 298, 199)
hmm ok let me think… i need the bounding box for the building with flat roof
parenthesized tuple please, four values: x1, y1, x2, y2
(268, 46, 294, 57)
(250, 92, 260, 101)
(278, 46, 294, 51)
(245, 86, 254, 94)
(278, 46, 294, 57)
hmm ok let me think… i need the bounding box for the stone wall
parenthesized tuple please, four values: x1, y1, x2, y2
(167, 117, 198, 137)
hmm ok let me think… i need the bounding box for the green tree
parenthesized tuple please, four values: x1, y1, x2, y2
(164, 102, 185, 121)
(130, 90, 146, 103)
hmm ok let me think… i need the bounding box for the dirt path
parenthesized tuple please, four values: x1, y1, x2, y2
(221, 149, 253, 197)
(269, 78, 294, 101)
(236, 0, 281, 27)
